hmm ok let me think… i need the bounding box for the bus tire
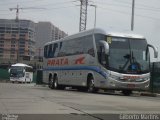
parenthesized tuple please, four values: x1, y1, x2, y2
(48, 75, 54, 89)
(87, 76, 98, 93)
(53, 75, 59, 89)
(52, 75, 65, 90)
(122, 90, 132, 96)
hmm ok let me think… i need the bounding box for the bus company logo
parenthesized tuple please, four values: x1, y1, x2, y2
(47, 58, 68, 66)
(75, 56, 85, 64)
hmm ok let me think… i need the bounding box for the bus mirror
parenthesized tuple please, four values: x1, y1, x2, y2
(148, 44, 158, 58)
(100, 40, 109, 55)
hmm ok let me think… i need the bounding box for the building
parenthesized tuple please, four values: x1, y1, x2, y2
(35, 22, 67, 57)
(0, 19, 67, 65)
(0, 19, 35, 63)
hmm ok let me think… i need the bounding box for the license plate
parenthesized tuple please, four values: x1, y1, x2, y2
(127, 84, 135, 88)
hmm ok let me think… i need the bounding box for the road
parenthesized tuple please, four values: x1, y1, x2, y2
(0, 83, 160, 120)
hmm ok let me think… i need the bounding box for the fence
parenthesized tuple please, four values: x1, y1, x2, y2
(150, 62, 160, 93)
(0, 68, 37, 82)
(0, 68, 9, 81)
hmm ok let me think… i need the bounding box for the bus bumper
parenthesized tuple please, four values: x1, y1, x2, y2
(106, 77, 150, 91)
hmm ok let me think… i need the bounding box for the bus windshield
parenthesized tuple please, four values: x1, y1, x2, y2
(107, 37, 149, 74)
(10, 66, 24, 77)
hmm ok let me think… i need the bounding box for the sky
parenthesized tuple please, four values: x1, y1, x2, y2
(0, 0, 160, 61)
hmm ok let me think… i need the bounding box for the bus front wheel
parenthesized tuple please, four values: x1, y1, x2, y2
(87, 76, 98, 93)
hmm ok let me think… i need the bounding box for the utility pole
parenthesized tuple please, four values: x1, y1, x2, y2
(90, 4, 97, 28)
(79, 0, 88, 32)
(131, 0, 135, 31)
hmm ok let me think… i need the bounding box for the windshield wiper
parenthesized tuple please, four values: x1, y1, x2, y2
(129, 51, 141, 72)
(120, 51, 141, 73)
(120, 54, 131, 72)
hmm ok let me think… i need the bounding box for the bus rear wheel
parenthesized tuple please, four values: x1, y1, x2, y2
(87, 77, 98, 93)
(53, 76, 65, 90)
(53, 76, 58, 89)
(122, 90, 132, 96)
(48, 76, 54, 89)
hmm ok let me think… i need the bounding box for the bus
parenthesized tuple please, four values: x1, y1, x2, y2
(9, 63, 33, 83)
(43, 28, 158, 95)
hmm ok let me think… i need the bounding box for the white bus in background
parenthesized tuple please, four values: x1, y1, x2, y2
(9, 63, 33, 83)
(43, 28, 158, 95)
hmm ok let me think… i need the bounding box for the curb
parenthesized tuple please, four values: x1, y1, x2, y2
(34, 84, 48, 87)
(0, 79, 10, 83)
(140, 92, 157, 97)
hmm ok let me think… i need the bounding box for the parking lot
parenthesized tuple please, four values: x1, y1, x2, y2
(0, 82, 160, 120)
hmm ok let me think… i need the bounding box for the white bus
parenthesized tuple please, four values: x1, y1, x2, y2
(9, 63, 33, 83)
(43, 28, 158, 95)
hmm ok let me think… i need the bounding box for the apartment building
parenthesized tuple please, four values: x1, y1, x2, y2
(0, 19, 35, 63)
(0, 19, 67, 64)
(35, 22, 67, 56)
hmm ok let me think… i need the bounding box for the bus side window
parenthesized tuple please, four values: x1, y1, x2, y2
(44, 45, 48, 58)
(48, 44, 53, 58)
(52, 43, 59, 57)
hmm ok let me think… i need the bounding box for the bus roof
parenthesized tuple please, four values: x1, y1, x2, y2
(11, 63, 32, 68)
(45, 28, 145, 46)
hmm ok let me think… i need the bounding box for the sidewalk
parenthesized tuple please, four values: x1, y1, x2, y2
(140, 91, 160, 97)
(0, 79, 10, 83)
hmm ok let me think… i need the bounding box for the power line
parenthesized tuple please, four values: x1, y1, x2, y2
(0, 1, 77, 16)
(22, 0, 76, 8)
(99, 0, 160, 10)
(0, 0, 76, 14)
(95, 1, 160, 13)
(17, 5, 78, 14)
(0, 0, 45, 6)
(98, 6, 160, 21)
(9, 5, 46, 20)
(0, 10, 9, 12)
(0, 13, 12, 16)
(0, 5, 78, 17)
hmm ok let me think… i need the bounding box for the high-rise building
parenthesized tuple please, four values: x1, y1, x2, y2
(0, 19, 35, 63)
(35, 22, 67, 57)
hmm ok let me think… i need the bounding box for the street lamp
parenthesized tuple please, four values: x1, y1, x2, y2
(90, 4, 97, 28)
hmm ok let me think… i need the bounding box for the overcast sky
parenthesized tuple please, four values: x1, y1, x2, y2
(0, 0, 160, 61)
